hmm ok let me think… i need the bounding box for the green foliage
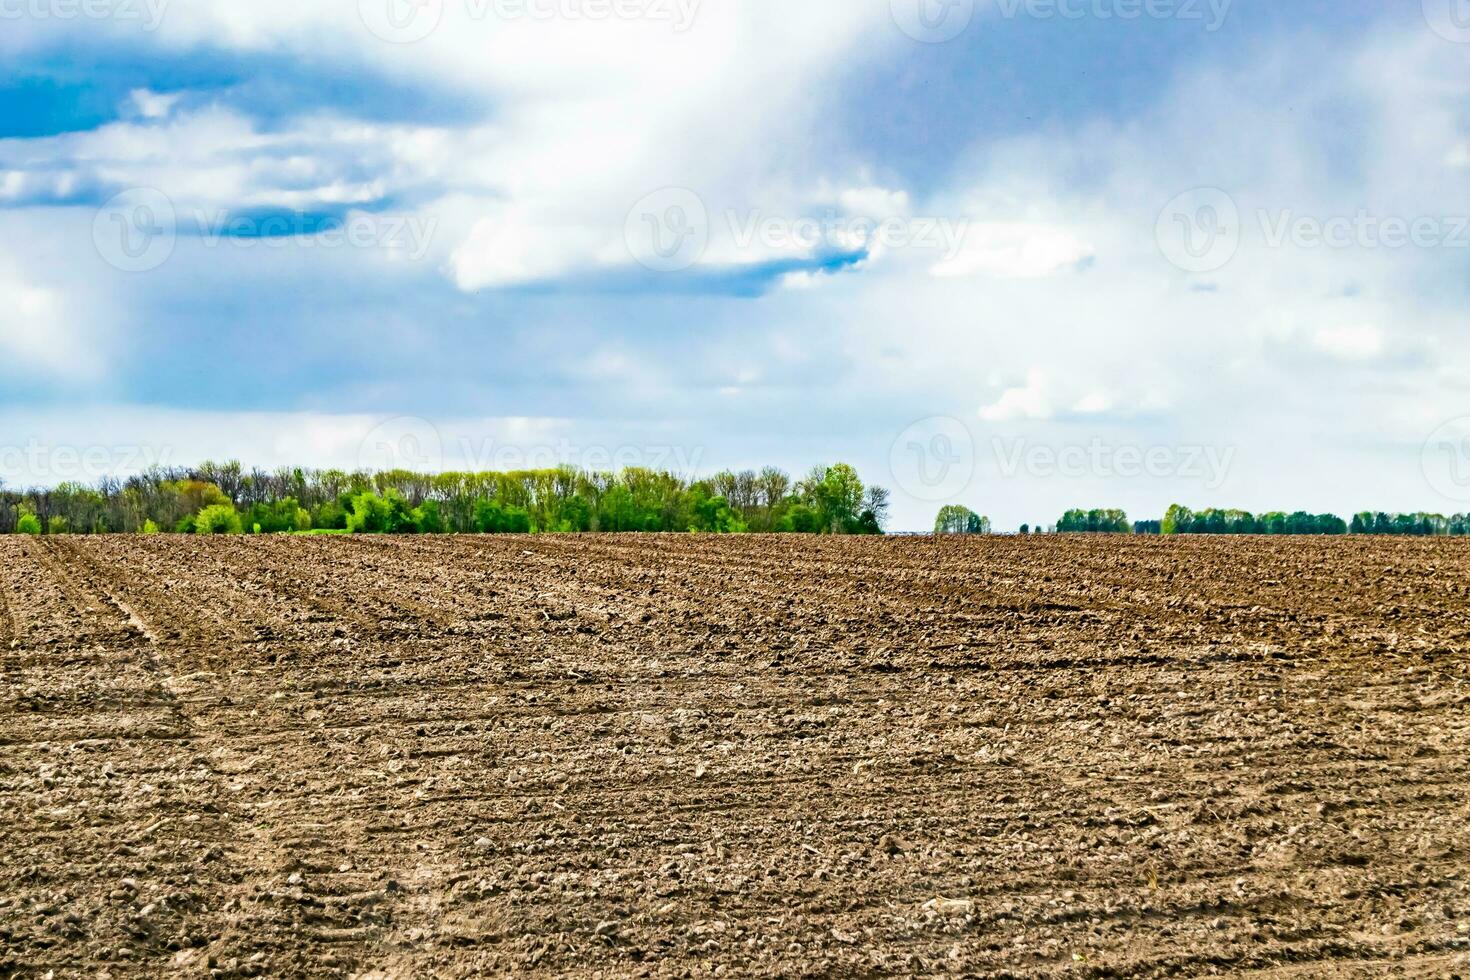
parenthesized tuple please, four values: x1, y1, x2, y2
(1350, 511, 1465, 536)
(549, 495, 594, 533)
(474, 499, 534, 534)
(1057, 509, 1131, 534)
(412, 499, 444, 534)
(194, 504, 243, 535)
(245, 498, 312, 534)
(800, 464, 866, 533)
(343, 489, 424, 534)
(171, 480, 231, 514)
(1160, 505, 1346, 535)
(10, 457, 1470, 540)
(346, 492, 392, 534)
(934, 505, 991, 535)
(776, 502, 822, 534)
(313, 499, 348, 531)
(1, 460, 897, 537)
(687, 486, 745, 533)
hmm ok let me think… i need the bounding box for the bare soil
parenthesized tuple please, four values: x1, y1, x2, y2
(2, 535, 1469, 978)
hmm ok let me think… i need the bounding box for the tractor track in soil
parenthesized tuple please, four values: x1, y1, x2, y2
(1, 535, 1469, 978)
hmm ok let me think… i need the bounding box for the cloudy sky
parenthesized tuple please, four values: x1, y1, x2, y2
(2, 0, 1469, 529)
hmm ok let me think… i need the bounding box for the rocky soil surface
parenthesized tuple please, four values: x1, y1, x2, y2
(2, 534, 1469, 977)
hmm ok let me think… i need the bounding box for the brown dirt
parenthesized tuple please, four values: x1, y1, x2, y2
(2, 534, 1469, 978)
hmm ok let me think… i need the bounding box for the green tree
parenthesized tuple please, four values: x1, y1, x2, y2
(934, 505, 990, 535)
(1161, 504, 1191, 535)
(195, 504, 243, 535)
(688, 487, 745, 533)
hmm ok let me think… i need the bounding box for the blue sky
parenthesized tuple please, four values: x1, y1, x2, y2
(2, 0, 1469, 529)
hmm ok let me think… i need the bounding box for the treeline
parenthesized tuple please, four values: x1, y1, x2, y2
(1152, 506, 1470, 536)
(1160, 505, 1470, 536)
(0, 461, 891, 536)
(1057, 509, 1131, 534)
(1161, 505, 1347, 535)
(1348, 512, 1470, 536)
(1054, 505, 1470, 536)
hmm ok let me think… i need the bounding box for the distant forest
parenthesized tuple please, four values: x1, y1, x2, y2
(933, 505, 1470, 537)
(0, 462, 891, 536)
(1060, 506, 1470, 536)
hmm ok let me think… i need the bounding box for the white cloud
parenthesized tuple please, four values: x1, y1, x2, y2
(129, 88, 180, 120)
(980, 372, 1054, 422)
(1310, 324, 1385, 362)
(450, 204, 606, 289)
(0, 262, 101, 382)
(3, 11, 1470, 533)
(930, 222, 1093, 279)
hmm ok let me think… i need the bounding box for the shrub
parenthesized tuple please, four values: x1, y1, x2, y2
(475, 499, 533, 534)
(195, 504, 243, 535)
(688, 488, 745, 533)
(47, 516, 69, 535)
(17, 512, 41, 535)
(344, 490, 422, 534)
(777, 503, 822, 534)
(142, 519, 160, 535)
(245, 498, 314, 535)
(411, 499, 444, 534)
(312, 500, 348, 531)
(346, 492, 392, 533)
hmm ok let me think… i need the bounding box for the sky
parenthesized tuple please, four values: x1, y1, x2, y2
(1, 0, 1469, 530)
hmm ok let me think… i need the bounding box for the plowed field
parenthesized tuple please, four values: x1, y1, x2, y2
(2, 535, 1469, 978)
